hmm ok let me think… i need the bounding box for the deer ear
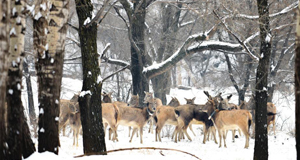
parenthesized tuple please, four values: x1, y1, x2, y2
(192, 97, 196, 101)
(184, 98, 188, 100)
(227, 94, 232, 100)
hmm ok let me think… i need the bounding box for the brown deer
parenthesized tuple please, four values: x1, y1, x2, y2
(206, 92, 252, 148)
(59, 93, 80, 136)
(240, 95, 277, 136)
(59, 93, 82, 146)
(116, 101, 155, 144)
(168, 97, 181, 107)
(143, 91, 163, 134)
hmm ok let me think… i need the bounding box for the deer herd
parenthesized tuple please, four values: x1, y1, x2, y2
(59, 90, 277, 149)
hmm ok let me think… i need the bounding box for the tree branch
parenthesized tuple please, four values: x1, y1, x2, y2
(213, 10, 259, 62)
(143, 34, 243, 79)
(85, 0, 111, 28)
(102, 65, 130, 82)
(224, 53, 240, 92)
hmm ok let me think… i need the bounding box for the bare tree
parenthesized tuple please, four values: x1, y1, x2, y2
(254, 0, 272, 159)
(34, 0, 70, 154)
(75, 0, 108, 155)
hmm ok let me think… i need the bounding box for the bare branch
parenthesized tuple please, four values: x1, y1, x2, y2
(85, 0, 111, 28)
(102, 65, 130, 82)
(213, 10, 259, 62)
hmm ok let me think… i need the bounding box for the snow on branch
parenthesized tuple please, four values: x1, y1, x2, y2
(143, 36, 243, 79)
(101, 56, 130, 68)
(229, 1, 298, 20)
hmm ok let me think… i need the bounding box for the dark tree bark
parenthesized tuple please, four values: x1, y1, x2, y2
(254, 0, 271, 159)
(151, 2, 182, 105)
(21, 111, 36, 158)
(6, 0, 27, 158)
(35, 0, 69, 154)
(268, 26, 293, 102)
(129, 0, 150, 107)
(75, 0, 107, 155)
(225, 54, 253, 104)
(23, 59, 37, 137)
(295, 2, 300, 159)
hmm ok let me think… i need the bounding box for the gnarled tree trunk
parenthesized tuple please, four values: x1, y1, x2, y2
(75, 0, 107, 154)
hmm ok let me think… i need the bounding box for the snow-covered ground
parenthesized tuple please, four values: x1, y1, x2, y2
(24, 77, 296, 160)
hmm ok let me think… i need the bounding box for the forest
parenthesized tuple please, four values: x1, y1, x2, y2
(0, 0, 299, 160)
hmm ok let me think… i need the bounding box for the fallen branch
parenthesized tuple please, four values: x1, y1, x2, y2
(74, 147, 202, 160)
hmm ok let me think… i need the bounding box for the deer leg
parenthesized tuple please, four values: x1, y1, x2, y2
(232, 130, 235, 142)
(129, 128, 137, 143)
(183, 128, 192, 141)
(218, 129, 222, 148)
(140, 127, 143, 144)
(222, 130, 227, 148)
(189, 124, 196, 136)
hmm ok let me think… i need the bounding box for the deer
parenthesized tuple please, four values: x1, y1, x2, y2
(183, 96, 217, 142)
(102, 92, 140, 139)
(240, 95, 277, 136)
(168, 97, 181, 107)
(59, 93, 82, 146)
(116, 100, 155, 144)
(143, 91, 163, 134)
(59, 93, 80, 136)
(206, 91, 252, 148)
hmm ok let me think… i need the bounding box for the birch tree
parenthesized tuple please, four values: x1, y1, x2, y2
(7, 0, 35, 159)
(0, 0, 10, 159)
(34, 0, 70, 154)
(254, 0, 272, 159)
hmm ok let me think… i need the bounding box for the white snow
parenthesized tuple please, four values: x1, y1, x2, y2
(80, 90, 92, 97)
(39, 108, 44, 114)
(10, 27, 16, 36)
(40, 2, 47, 11)
(97, 75, 102, 83)
(21, 78, 295, 160)
(40, 128, 45, 133)
(8, 89, 13, 95)
(34, 12, 42, 20)
(83, 17, 91, 25)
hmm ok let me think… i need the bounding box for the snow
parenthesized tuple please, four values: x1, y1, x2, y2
(8, 89, 13, 95)
(40, 2, 47, 11)
(34, 12, 42, 20)
(80, 90, 92, 97)
(10, 27, 16, 36)
(83, 17, 91, 25)
(22, 78, 296, 160)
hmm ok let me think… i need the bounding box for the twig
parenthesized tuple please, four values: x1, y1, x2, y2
(102, 65, 130, 82)
(74, 147, 202, 160)
(213, 10, 259, 62)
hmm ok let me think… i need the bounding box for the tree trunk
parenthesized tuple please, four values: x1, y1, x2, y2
(6, 0, 27, 159)
(295, 2, 300, 159)
(254, 0, 271, 159)
(35, 0, 69, 154)
(0, 0, 10, 159)
(151, 2, 181, 104)
(23, 59, 37, 137)
(21, 111, 36, 159)
(129, 1, 149, 107)
(75, 0, 107, 154)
